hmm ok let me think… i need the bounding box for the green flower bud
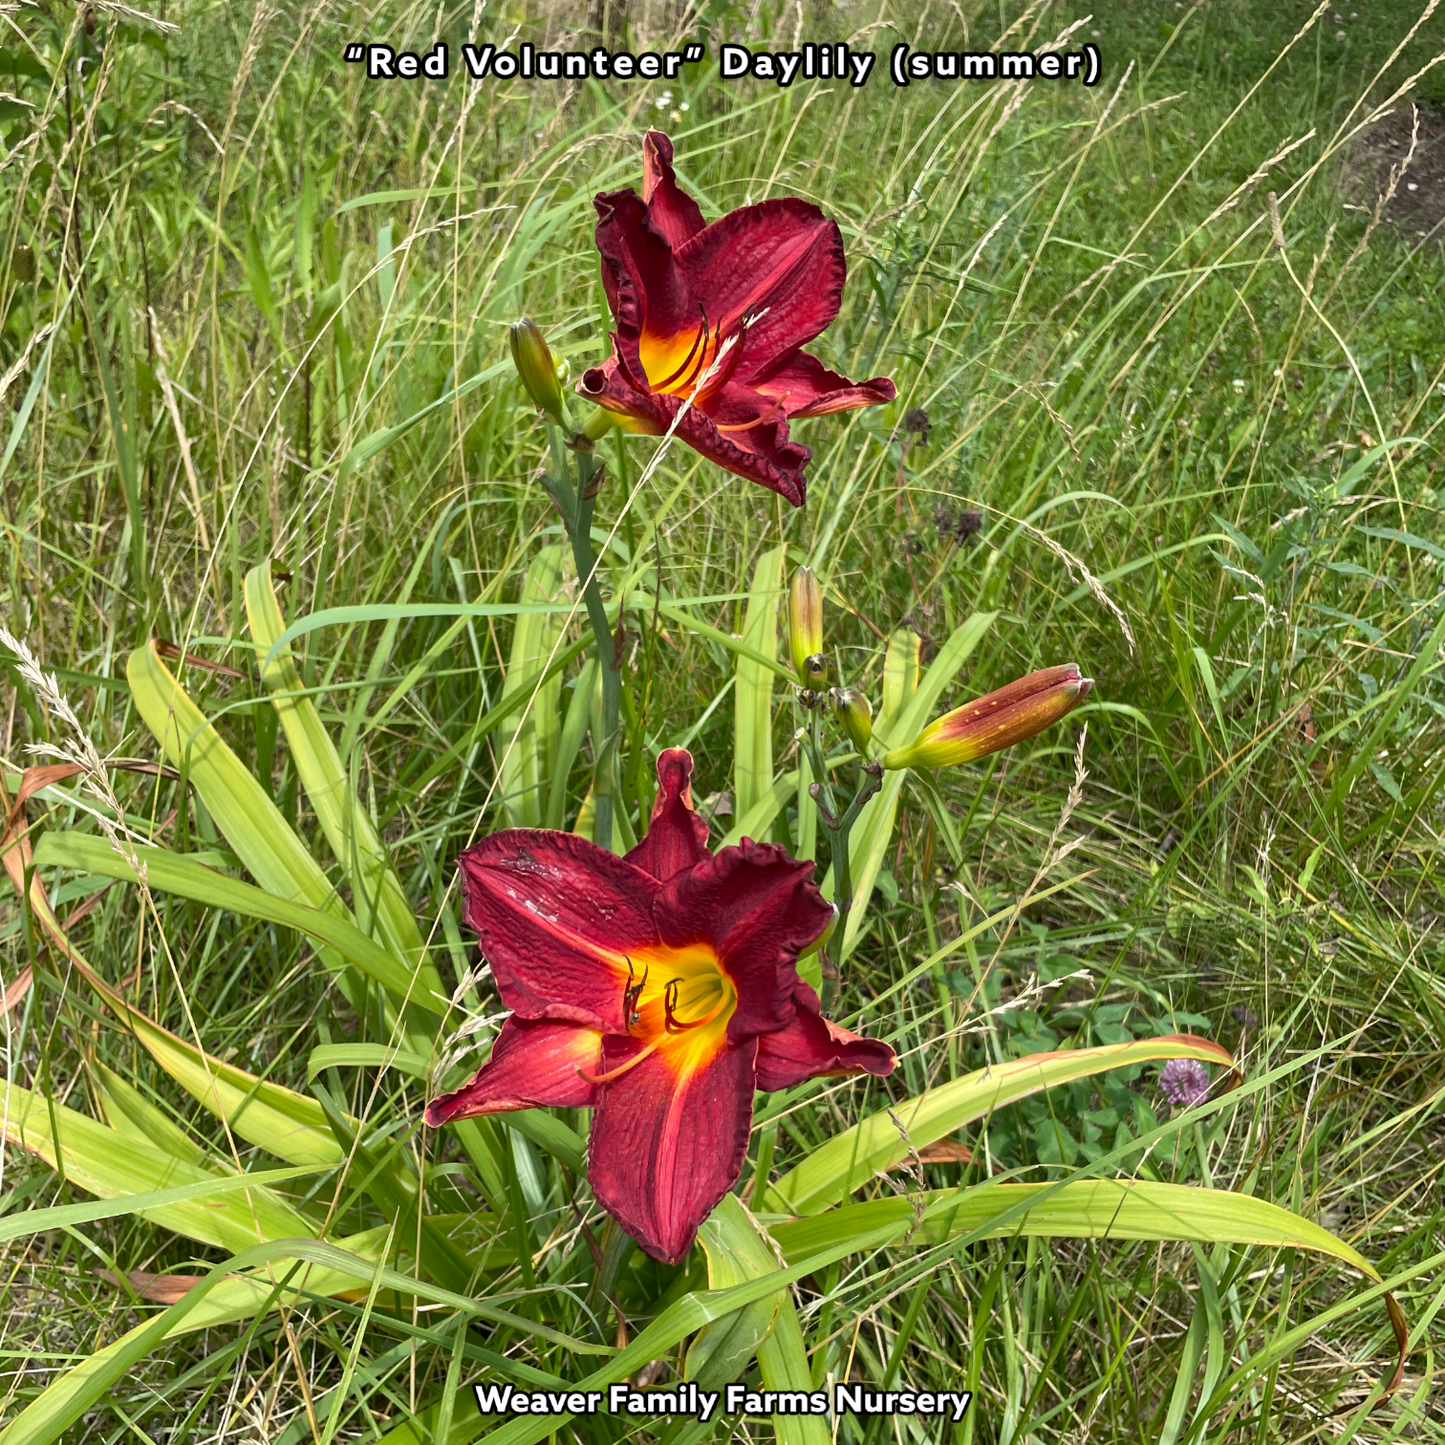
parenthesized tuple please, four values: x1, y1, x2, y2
(882, 664, 1091, 770)
(830, 687, 873, 754)
(788, 567, 827, 687)
(509, 317, 565, 423)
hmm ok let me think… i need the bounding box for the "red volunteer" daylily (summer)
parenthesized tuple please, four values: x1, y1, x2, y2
(426, 750, 896, 1264)
(578, 131, 895, 507)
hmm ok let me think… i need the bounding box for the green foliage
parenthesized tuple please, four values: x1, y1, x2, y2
(3, 0, 1444, 1439)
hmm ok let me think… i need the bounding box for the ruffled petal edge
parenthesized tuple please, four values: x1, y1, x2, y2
(754, 982, 897, 1091)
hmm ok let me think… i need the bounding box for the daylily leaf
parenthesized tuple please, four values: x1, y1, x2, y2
(307, 1043, 430, 1081)
(766, 1034, 1233, 1216)
(652, 599, 795, 681)
(94, 1062, 218, 1169)
(681, 1197, 831, 1445)
(125, 640, 373, 1012)
(756, 1291, 831, 1445)
(371, 1267, 848, 1445)
(124, 643, 443, 1044)
(0, 1080, 321, 1253)
(699, 1196, 832, 1445)
(496, 545, 567, 828)
(505, 1110, 586, 1175)
(372, 1154, 1402, 1445)
(734, 545, 784, 822)
(0, 1159, 318, 1244)
(685, 1194, 784, 1389)
(546, 655, 598, 830)
(17, 835, 353, 1168)
(34, 832, 436, 1011)
(244, 564, 447, 1010)
(878, 626, 921, 737)
(768, 1180, 1382, 1280)
(719, 769, 797, 850)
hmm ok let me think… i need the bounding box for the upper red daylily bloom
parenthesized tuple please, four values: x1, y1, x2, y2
(426, 749, 896, 1264)
(577, 131, 896, 507)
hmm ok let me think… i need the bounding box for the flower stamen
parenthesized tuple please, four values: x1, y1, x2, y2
(576, 1038, 666, 1085)
(662, 977, 730, 1034)
(622, 957, 648, 1026)
(715, 393, 787, 433)
(652, 307, 710, 392)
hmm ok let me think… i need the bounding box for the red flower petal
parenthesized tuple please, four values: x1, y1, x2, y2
(579, 133, 895, 503)
(673, 199, 844, 375)
(642, 130, 705, 249)
(673, 397, 810, 505)
(625, 749, 711, 882)
(575, 367, 811, 505)
(593, 186, 690, 362)
(655, 838, 832, 1039)
(456, 831, 660, 1033)
(424, 1017, 603, 1125)
(752, 351, 898, 419)
(578, 355, 671, 431)
(754, 982, 898, 1091)
(587, 1033, 758, 1263)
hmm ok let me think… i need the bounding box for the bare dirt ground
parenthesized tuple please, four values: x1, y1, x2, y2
(1344, 100, 1445, 243)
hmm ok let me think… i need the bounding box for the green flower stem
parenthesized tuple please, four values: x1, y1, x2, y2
(800, 695, 882, 1013)
(542, 435, 621, 852)
(832, 764, 881, 924)
(806, 708, 836, 819)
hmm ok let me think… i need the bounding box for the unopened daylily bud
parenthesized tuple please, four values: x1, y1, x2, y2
(788, 567, 827, 687)
(882, 664, 1092, 771)
(510, 317, 565, 423)
(831, 687, 873, 754)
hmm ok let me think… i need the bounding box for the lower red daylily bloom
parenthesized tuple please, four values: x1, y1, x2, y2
(426, 749, 896, 1264)
(577, 131, 896, 507)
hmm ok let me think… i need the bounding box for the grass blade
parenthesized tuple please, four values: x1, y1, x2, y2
(734, 546, 784, 822)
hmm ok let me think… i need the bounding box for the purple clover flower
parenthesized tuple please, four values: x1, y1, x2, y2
(1158, 1057, 1211, 1108)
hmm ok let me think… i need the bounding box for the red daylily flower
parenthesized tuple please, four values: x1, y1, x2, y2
(426, 749, 896, 1264)
(577, 131, 896, 507)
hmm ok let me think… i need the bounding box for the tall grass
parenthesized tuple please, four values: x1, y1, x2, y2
(3, 0, 1445, 1438)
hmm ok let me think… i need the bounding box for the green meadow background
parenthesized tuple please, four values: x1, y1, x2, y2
(3, 0, 1445, 1438)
